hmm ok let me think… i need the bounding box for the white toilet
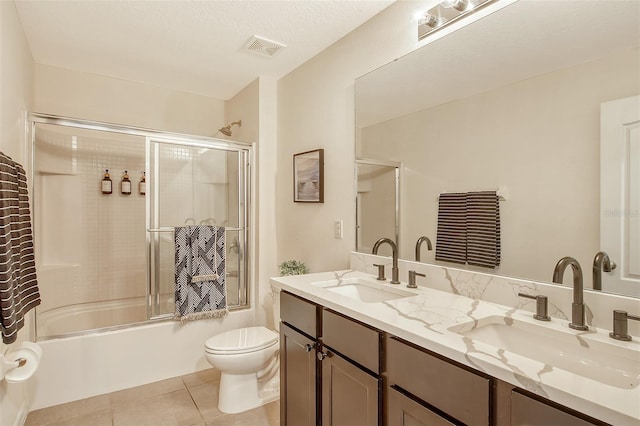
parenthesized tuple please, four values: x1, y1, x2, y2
(204, 288, 281, 414)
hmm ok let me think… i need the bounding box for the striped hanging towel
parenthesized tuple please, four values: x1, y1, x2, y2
(0, 152, 41, 344)
(466, 191, 501, 268)
(435, 192, 467, 265)
(174, 225, 228, 322)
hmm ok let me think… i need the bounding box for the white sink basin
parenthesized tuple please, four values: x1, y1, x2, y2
(448, 316, 640, 389)
(312, 277, 415, 303)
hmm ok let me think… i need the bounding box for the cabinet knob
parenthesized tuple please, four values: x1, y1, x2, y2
(304, 343, 315, 353)
(317, 351, 328, 361)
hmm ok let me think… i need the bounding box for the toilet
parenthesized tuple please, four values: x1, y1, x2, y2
(204, 287, 281, 414)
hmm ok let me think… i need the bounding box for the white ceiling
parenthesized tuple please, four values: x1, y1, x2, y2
(14, 0, 395, 100)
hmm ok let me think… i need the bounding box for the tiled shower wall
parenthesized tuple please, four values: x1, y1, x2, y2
(34, 124, 146, 315)
(154, 144, 238, 307)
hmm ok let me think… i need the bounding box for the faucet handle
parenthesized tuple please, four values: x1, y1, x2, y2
(373, 264, 386, 281)
(609, 310, 640, 341)
(518, 293, 551, 321)
(407, 270, 425, 289)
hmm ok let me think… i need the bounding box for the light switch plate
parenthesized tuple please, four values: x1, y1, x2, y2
(334, 220, 343, 239)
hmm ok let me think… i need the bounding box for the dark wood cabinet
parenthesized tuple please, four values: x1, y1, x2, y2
(387, 386, 457, 426)
(510, 389, 604, 426)
(279, 292, 382, 426)
(278, 290, 608, 426)
(320, 349, 381, 426)
(386, 336, 491, 426)
(280, 322, 318, 426)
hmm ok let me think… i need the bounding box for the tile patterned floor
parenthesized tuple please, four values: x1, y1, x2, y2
(25, 369, 279, 426)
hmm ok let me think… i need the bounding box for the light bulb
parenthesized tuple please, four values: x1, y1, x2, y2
(440, 0, 470, 12)
(423, 13, 441, 28)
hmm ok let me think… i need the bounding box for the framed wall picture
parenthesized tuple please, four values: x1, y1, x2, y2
(293, 149, 324, 203)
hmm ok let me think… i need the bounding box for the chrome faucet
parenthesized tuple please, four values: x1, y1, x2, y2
(552, 256, 588, 331)
(592, 251, 616, 291)
(415, 236, 433, 262)
(372, 237, 400, 284)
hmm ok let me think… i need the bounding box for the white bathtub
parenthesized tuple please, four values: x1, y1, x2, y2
(36, 296, 174, 338)
(30, 305, 255, 410)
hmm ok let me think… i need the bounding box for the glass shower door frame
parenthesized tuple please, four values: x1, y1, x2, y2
(146, 136, 251, 320)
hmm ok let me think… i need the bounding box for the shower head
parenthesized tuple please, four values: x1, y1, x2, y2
(218, 120, 242, 137)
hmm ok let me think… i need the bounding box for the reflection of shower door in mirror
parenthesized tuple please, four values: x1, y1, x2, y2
(601, 96, 640, 297)
(355, 159, 400, 255)
(148, 139, 249, 317)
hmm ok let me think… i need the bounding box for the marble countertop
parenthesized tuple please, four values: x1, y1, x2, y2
(270, 270, 640, 425)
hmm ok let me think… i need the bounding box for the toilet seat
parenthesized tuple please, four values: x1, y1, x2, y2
(205, 326, 278, 355)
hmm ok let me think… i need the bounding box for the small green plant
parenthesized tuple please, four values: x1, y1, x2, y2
(279, 260, 309, 276)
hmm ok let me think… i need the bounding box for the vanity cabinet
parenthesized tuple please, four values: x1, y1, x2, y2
(510, 390, 600, 426)
(279, 290, 609, 426)
(319, 309, 382, 426)
(387, 386, 456, 426)
(320, 349, 380, 425)
(386, 335, 491, 426)
(280, 291, 321, 426)
(279, 292, 382, 426)
(280, 322, 318, 426)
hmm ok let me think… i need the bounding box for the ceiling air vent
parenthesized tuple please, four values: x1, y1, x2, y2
(244, 35, 286, 58)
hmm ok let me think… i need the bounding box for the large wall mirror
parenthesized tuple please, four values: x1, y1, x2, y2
(355, 0, 640, 297)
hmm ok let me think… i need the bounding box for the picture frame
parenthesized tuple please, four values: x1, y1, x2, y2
(293, 149, 324, 203)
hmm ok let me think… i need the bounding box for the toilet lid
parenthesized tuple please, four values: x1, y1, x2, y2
(205, 326, 278, 354)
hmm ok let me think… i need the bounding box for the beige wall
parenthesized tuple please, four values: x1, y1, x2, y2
(0, 1, 35, 424)
(256, 77, 279, 328)
(277, 1, 433, 273)
(225, 78, 259, 144)
(0, 0, 33, 163)
(224, 76, 280, 328)
(360, 49, 640, 283)
(34, 64, 226, 136)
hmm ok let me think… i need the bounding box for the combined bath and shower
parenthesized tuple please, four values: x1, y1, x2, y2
(218, 120, 242, 136)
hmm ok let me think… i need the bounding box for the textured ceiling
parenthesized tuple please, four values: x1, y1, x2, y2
(15, 0, 395, 100)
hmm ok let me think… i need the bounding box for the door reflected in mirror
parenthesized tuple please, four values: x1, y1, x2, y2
(356, 159, 399, 257)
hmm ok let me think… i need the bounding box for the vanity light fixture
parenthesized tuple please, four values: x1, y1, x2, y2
(417, 0, 497, 41)
(441, 0, 474, 12)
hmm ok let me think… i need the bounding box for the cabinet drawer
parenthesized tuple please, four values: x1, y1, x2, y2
(387, 337, 490, 426)
(511, 390, 602, 426)
(322, 309, 380, 373)
(280, 291, 319, 338)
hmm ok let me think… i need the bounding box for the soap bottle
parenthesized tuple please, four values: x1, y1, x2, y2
(139, 171, 146, 195)
(101, 169, 112, 194)
(121, 170, 132, 195)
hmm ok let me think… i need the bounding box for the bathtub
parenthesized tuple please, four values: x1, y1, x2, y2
(30, 303, 255, 410)
(36, 296, 175, 338)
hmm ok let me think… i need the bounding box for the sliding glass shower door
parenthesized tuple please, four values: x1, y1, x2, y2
(147, 138, 249, 318)
(31, 114, 251, 338)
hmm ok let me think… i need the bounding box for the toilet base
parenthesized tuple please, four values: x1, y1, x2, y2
(217, 367, 279, 414)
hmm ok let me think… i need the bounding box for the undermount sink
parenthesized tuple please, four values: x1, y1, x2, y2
(448, 316, 640, 389)
(312, 277, 415, 303)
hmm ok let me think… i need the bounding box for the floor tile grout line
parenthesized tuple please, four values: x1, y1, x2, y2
(183, 377, 209, 424)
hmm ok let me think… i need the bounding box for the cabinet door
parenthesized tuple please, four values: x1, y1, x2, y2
(511, 390, 601, 426)
(281, 322, 317, 426)
(321, 348, 381, 426)
(388, 386, 457, 426)
(387, 336, 490, 426)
